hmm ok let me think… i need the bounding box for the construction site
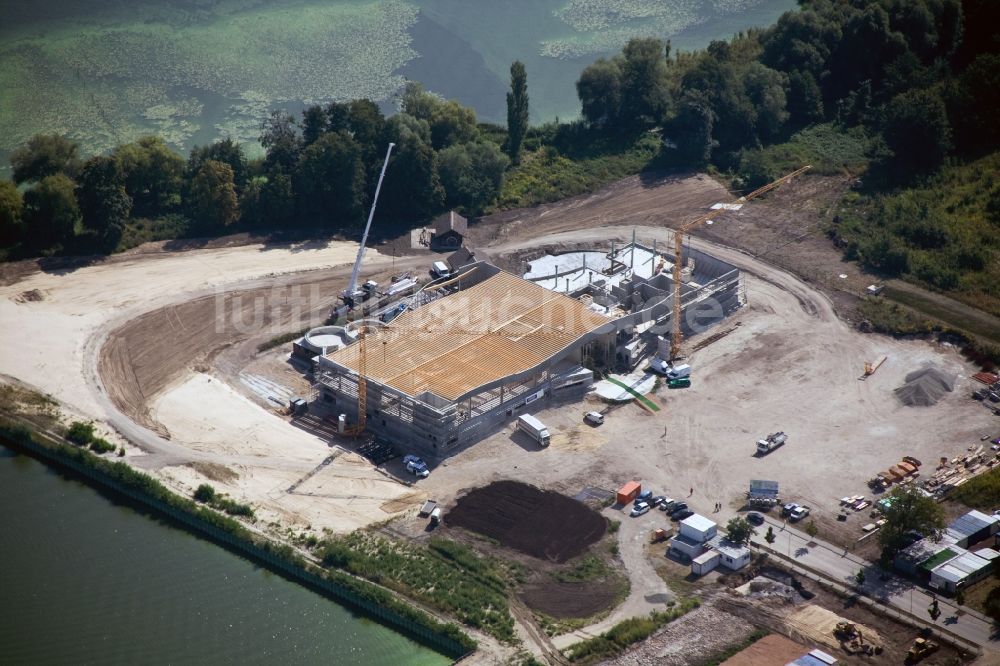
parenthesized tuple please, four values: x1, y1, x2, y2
(311, 240, 742, 457)
(2, 164, 997, 665)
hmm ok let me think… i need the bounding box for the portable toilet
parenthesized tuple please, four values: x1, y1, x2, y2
(616, 481, 641, 506)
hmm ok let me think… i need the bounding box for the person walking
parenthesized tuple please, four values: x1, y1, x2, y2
(689, 486, 693, 497)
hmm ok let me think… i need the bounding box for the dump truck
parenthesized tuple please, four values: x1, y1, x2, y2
(516, 414, 550, 447)
(429, 507, 442, 527)
(756, 432, 787, 455)
(419, 500, 437, 517)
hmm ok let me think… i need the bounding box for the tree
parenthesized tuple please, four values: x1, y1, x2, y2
(882, 88, 952, 176)
(294, 131, 366, 225)
(725, 516, 755, 545)
(956, 589, 966, 606)
(506, 61, 529, 165)
(188, 138, 248, 190)
(805, 520, 819, 538)
(0, 180, 24, 246)
(764, 525, 776, 545)
(260, 111, 301, 175)
(240, 174, 295, 228)
(984, 586, 1000, 624)
(438, 141, 509, 214)
(430, 100, 477, 150)
(620, 38, 669, 129)
(76, 156, 132, 250)
(928, 598, 941, 621)
(877, 485, 945, 557)
(23, 174, 80, 247)
(112, 136, 185, 217)
(671, 91, 716, 165)
(10, 134, 81, 184)
(189, 160, 239, 229)
(194, 483, 216, 503)
(380, 134, 444, 220)
(301, 104, 328, 146)
(855, 568, 866, 587)
(742, 63, 789, 142)
(577, 58, 622, 128)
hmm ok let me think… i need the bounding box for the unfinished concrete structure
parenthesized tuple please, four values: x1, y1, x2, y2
(524, 241, 743, 369)
(315, 242, 742, 457)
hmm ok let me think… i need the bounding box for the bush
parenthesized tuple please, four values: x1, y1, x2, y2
(320, 533, 516, 643)
(88, 437, 116, 454)
(66, 421, 96, 446)
(194, 483, 217, 503)
(564, 600, 699, 663)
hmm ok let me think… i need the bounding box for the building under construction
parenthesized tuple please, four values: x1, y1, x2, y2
(315, 244, 741, 458)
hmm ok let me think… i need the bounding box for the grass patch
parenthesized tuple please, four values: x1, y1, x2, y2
(834, 152, 1000, 320)
(553, 555, 611, 583)
(858, 297, 937, 336)
(257, 326, 312, 353)
(497, 132, 661, 210)
(950, 467, 1000, 511)
(883, 287, 1000, 343)
(117, 214, 194, 252)
(739, 123, 870, 181)
(320, 533, 516, 643)
(693, 629, 769, 666)
(562, 599, 700, 664)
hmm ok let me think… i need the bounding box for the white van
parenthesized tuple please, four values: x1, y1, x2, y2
(666, 363, 691, 380)
(431, 261, 451, 279)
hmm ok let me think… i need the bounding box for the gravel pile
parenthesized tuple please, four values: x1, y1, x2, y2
(895, 366, 957, 407)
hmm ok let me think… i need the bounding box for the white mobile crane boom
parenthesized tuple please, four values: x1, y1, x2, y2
(341, 142, 395, 308)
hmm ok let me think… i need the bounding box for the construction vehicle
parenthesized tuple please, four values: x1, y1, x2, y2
(906, 637, 939, 663)
(339, 143, 395, 310)
(756, 431, 787, 455)
(834, 621, 882, 656)
(669, 166, 811, 360)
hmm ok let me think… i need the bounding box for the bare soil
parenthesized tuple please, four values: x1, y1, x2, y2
(445, 481, 607, 563)
(520, 580, 621, 619)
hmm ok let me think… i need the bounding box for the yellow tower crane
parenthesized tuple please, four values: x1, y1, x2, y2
(670, 165, 811, 359)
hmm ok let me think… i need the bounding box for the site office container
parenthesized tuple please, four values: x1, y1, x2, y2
(617, 481, 641, 505)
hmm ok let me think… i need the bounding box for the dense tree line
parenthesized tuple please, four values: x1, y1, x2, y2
(574, 0, 1000, 297)
(576, 0, 999, 179)
(0, 84, 510, 257)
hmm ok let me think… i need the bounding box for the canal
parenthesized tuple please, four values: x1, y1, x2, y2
(0, 446, 451, 665)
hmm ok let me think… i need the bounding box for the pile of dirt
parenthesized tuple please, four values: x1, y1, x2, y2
(895, 365, 956, 407)
(520, 581, 619, 618)
(445, 480, 606, 563)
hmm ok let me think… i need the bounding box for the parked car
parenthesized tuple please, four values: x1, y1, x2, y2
(789, 505, 811, 521)
(746, 512, 764, 526)
(403, 454, 429, 478)
(630, 502, 651, 517)
(782, 502, 800, 517)
(584, 411, 604, 425)
(634, 490, 653, 504)
(671, 508, 695, 521)
(659, 498, 676, 511)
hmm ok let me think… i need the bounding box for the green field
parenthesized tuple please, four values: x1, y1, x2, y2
(0, 0, 796, 167)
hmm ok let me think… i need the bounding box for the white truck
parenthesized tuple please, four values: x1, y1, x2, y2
(666, 363, 691, 380)
(756, 431, 787, 455)
(516, 414, 551, 447)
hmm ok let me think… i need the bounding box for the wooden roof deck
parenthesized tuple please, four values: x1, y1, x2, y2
(326, 271, 611, 401)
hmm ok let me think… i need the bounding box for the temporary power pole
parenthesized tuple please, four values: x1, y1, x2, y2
(341, 143, 395, 308)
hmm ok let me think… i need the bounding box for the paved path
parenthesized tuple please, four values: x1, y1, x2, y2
(551, 508, 675, 650)
(751, 516, 1000, 652)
